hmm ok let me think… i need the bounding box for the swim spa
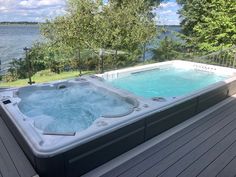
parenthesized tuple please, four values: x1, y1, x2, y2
(1, 60, 236, 177)
(106, 64, 227, 98)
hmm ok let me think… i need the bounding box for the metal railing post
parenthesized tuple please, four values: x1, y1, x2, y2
(233, 52, 236, 68)
(24, 47, 35, 85)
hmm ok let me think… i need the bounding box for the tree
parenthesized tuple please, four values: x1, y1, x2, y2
(177, 0, 236, 52)
(41, 0, 158, 73)
(110, 0, 162, 8)
(101, 0, 157, 63)
(152, 36, 183, 61)
(41, 0, 100, 74)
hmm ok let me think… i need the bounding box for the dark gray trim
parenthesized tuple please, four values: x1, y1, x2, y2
(43, 132, 76, 136)
(228, 80, 236, 96)
(145, 98, 198, 140)
(197, 85, 228, 113)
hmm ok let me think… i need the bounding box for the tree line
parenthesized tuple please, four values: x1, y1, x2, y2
(177, 0, 236, 52)
(3, 0, 236, 82)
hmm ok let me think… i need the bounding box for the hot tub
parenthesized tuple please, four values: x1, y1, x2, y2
(1, 60, 236, 177)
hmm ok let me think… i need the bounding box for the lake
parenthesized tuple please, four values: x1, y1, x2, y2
(0, 24, 181, 72)
(0, 25, 41, 72)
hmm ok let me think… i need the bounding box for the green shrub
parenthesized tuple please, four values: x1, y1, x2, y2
(2, 72, 18, 82)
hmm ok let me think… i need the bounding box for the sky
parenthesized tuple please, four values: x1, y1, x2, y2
(155, 0, 180, 25)
(0, 0, 180, 25)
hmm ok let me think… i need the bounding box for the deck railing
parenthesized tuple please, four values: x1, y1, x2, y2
(190, 46, 236, 68)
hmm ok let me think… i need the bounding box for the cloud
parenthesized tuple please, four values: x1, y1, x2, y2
(0, 0, 15, 12)
(155, 1, 180, 25)
(0, 6, 7, 12)
(0, 0, 181, 24)
(159, 10, 173, 15)
(0, 0, 15, 6)
(19, 0, 65, 9)
(0, 0, 66, 22)
(159, 2, 177, 8)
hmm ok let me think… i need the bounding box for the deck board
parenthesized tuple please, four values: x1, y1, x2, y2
(0, 116, 37, 177)
(0, 138, 20, 177)
(135, 107, 236, 177)
(217, 156, 236, 177)
(161, 120, 236, 177)
(85, 97, 236, 177)
(197, 140, 236, 177)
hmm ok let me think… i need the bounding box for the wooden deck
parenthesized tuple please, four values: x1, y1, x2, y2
(0, 116, 38, 177)
(85, 96, 236, 177)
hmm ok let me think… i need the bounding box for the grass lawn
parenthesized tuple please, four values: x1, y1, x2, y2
(0, 70, 95, 87)
(0, 61, 157, 88)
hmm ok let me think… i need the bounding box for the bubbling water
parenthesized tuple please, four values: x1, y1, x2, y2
(18, 83, 134, 133)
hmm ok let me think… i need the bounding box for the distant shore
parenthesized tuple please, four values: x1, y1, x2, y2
(0, 22, 40, 25)
(0, 22, 180, 27)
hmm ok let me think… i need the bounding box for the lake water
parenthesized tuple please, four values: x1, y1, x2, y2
(0, 25, 181, 72)
(0, 25, 41, 72)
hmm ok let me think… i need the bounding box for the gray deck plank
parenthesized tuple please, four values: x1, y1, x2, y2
(217, 156, 236, 177)
(0, 138, 20, 177)
(198, 141, 236, 177)
(138, 110, 236, 177)
(0, 117, 37, 177)
(160, 121, 236, 177)
(178, 135, 236, 177)
(102, 100, 236, 177)
(118, 103, 236, 177)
